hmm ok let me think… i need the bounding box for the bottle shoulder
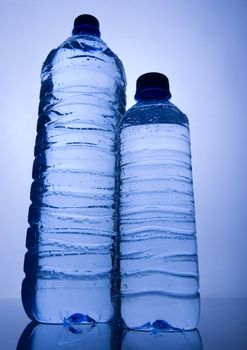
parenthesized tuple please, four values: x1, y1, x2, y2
(119, 101, 188, 127)
(43, 35, 106, 65)
(41, 35, 126, 85)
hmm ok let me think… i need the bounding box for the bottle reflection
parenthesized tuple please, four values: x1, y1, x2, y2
(121, 329, 202, 350)
(17, 322, 112, 350)
(17, 322, 202, 350)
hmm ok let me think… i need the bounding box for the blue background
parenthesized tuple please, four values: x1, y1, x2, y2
(0, 0, 246, 299)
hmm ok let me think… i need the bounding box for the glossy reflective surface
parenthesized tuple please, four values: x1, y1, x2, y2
(0, 298, 246, 349)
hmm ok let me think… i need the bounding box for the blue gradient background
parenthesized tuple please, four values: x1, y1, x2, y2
(0, 0, 246, 300)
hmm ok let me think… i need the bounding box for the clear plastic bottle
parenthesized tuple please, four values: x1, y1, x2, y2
(22, 14, 126, 324)
(119, 73, 199, 330)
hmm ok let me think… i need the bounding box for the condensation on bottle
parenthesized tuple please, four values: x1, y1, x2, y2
(119, 73, 200, 330)
(22, 14, 126, 324)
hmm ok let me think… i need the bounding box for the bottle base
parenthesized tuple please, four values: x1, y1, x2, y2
(121, 292, 200, 331)
(22, 277, 114, 324)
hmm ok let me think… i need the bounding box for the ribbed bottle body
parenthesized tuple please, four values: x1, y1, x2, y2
(22, 34, 126, 323)
(119, 101, 199, 330)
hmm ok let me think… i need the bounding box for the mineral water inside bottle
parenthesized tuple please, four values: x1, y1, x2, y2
(22, 14, 126, 323)
(119, 73, 199, 330)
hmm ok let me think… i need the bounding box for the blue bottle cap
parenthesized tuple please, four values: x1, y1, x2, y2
(72, 14, 101, 36)
(135, 72, 172, 101)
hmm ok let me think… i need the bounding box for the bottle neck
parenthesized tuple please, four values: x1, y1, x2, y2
(72, 25, 100, 37)
(135, 88, 171, 102)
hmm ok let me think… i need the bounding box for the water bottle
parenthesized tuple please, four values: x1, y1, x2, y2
(22, 14, 126, 324)
(119, 73, 199, 330)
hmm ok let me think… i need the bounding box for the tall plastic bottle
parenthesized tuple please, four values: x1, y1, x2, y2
(22, 14, 126, 324)
(119, 73, 199, 330)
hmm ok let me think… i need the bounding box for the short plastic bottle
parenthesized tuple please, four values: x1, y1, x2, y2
(119, 73, 200, 330)
(22, 14, 126, 324)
